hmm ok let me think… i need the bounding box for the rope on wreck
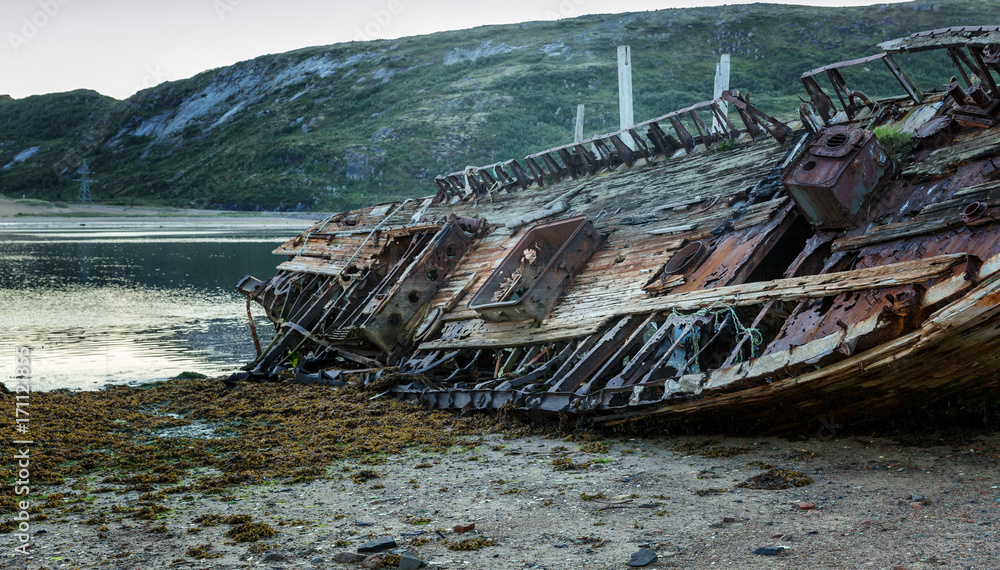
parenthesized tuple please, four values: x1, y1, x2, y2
(670, 298, 763, 362)
(246, 297, 262, 356)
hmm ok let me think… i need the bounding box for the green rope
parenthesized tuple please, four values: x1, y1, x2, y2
(670, 298, 763, 362)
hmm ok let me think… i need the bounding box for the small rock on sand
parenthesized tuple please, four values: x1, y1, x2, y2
(399, 551, 428, 570)
(358, 536, 397, 553)
(628, 548, 658, 567)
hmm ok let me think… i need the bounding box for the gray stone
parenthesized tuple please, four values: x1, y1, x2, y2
(358, 536, 397, 553)
(754, 546, 789, 556)
(398, 551, 428, 570)
(333, 552, 367, 563)
(263, 552, 285, 562)
(628, 548, 658, 567)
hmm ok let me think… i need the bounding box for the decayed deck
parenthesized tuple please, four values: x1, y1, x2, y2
(232, 26, 1000, 428)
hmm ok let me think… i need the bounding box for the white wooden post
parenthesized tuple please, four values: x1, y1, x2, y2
(575, 104, 585, 143)
(712, 54, 731, 134)
(618, 45, 635, 149)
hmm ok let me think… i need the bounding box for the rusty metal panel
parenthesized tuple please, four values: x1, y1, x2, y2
(468, 215, 601, 323)
(358, 221, 477, 352)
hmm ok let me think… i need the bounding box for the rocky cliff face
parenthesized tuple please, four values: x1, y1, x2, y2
(0, 1, 990, 211)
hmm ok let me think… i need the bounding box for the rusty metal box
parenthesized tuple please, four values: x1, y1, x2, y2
(782, 125, 893, 229)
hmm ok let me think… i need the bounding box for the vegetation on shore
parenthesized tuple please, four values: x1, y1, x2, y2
(0, 377, 522, 525)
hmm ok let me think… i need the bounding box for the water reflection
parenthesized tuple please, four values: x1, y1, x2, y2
(0, 223, 301, 391)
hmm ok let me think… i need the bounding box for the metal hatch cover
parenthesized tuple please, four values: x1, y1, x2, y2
(468, 215, 601, 323)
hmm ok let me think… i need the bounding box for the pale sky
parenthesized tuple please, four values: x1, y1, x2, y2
(0, 0, 909, 100)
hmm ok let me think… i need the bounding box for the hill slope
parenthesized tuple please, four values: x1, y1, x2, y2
(0, 0, 995, 211)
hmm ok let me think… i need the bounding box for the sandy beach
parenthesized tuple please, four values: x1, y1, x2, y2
(0, 378, 997, 569)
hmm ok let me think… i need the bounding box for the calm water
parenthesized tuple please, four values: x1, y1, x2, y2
(0, 218, 304, 390)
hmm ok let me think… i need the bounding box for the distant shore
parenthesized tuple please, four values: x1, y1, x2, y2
(0, 197, 321, 225)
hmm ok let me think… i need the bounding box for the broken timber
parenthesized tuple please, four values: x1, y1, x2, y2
(230, 26, 1000, 428)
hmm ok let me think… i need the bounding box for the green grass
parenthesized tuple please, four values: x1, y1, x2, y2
(14, 198, 56, 207)
(715, 139, 737, 152)
(873, 125, 916, 163)
(0, 1, 995, 211)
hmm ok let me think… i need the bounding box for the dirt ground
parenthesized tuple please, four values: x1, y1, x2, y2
(4, 427, 998, 569)
(0, 197, 215, 218)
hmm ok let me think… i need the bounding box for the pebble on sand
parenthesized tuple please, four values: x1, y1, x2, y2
(358, 536, 397, 553)
(628, 548, 658, 567)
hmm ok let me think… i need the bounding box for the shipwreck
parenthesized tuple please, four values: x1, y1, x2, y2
(229, 27, 1000, 428)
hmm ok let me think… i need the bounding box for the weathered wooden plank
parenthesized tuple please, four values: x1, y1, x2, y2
(422, 254, 968, 350)
(648, 223, 698, 235)
(831, 219, 952, 251)
(273, 223, 441, 256)
(623, 253, 965, 314)
(919, 180, 1000, 214)
(598, 267, 1000, 426)
(878, 27, 1000, 53)
(901, 130, 1000, 182)
(419, 322, 601, 350)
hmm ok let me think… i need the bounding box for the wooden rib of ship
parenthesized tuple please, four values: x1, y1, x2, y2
(229, 27, 1000, 429)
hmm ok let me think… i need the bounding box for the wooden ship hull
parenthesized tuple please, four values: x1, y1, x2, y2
(229, 27, 1000, 428)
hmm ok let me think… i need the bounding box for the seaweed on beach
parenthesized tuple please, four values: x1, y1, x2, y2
(0, 376, 521, 517)
(445, 537, 496, 551)
(737, 468, 814, 490)
(226, 522, 275, 542)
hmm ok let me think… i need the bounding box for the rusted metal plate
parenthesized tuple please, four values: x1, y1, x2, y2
(358, 221, 477, 352)
(468, 215, 601, 323)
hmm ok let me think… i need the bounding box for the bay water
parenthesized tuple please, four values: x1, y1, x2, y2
(0, 217, 307, 391)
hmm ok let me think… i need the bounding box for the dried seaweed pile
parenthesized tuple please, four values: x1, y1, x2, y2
(0, 377, 517, 521)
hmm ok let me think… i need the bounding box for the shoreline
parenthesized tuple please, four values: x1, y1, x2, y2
(0, 378, 998, 568)
(0, 197, 322, 227)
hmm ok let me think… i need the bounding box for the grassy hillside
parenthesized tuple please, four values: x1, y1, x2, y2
(0, 0, 995, 211)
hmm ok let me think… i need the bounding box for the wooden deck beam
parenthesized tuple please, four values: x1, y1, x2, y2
(419, 253, 970, 350)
